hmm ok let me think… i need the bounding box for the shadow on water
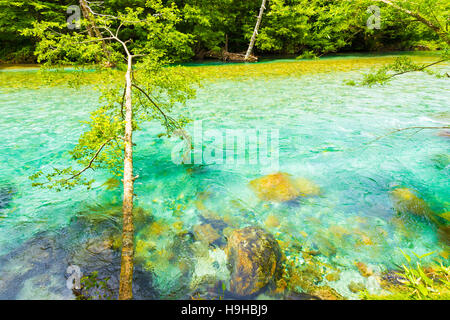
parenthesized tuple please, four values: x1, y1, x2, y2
(0, 184, 15, 210)
(0, 204, 158, 300)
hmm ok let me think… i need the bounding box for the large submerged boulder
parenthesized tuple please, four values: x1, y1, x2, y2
(249, 172, 320, 202)
(225, 227, 283, 297)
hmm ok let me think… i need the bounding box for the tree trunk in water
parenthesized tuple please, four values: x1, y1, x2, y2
(118, 55, 135, 300)
(79, 0, 114, 66)
(245, 0, 267, 61)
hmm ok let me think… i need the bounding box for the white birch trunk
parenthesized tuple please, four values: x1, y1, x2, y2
(245, 0, 267, 61)
(118, 55, 135, 300)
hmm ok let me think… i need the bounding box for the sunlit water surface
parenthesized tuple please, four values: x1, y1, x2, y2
(0, 55, 449, 299)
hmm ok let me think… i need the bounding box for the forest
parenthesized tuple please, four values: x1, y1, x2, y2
(1, 0, 448, 63)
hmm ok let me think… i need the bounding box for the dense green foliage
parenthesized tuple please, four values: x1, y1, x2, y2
(1, 0, 449, 63)
(27, 1, 198, 190)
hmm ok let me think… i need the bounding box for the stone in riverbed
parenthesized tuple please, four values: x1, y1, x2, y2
(292, 177, 321, 196)
(355, 261, 373, 277)
(438, 225, 450, 245)
(249, 172, 320, 202)
(348, 281, 366, 293)
(265, 215, 280, 228)
(311, 286, 344, 300)
(225, 227, 283, 297)
(325, 272, 341, 282)
(193, 224, 221, 245)
(249, 173, 299, 202)
(390, 187, 433, 217)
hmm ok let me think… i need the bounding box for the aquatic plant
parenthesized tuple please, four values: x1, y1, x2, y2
(360, 56, 449, 86)
(75, 271, 114, 300)
(361, 251, 450, 300)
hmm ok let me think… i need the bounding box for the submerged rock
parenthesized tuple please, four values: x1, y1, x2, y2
(265, 215, 280, 228)
(390, 188, 434, 217)
(378, 270, 406, 290)
(193, 224, 221, 245)
(293, 177, 321, 196)
(250, 173, 299, 202)
(0, 215, 158, 300)
(249, 172, 320, 202)
(348, 281, 366, 293)
(226, 227, 283, 297)
(389, 187, 449, 232)
(431, 154, 450, 170)
(310, 286, 344, 300)
(325, 272, 341, 282)
(440, 212, 450, 223)
(355, 262, 373, 277)
(438, 225, 450, 245)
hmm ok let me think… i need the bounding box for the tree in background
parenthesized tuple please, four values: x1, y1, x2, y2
(356, 0, 449, 85)
(255, 0, 368, 57)
(2, 0, 448, 62)
(245, 0, 267, 61)
(25, 0, 196, 299)
(376, 0, 449, 46)
(0, 0, 68, 62)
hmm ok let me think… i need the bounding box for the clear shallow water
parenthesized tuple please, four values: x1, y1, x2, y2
(0, 57, 449, 299)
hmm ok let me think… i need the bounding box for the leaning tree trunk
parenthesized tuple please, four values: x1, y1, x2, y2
(79, 0, 114, 66)
(245, 0, 267, 61)
(377, 0, 450, 45)
(118, 55, 135, 300)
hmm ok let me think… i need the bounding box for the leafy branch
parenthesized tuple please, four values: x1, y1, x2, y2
(347, 56, 449, 86)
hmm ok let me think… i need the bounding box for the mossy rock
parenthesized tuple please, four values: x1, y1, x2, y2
(348, 281, 366, 293)
(355, 261, 373, 277)
(226, 227, 283, 297)
(325, 272, 341, 282)
(390, 187, 433, 217)
(193, 224, 221, 245)
(75, 204, 152, 232)
(249, 173, 320, 202)
(311, 286, 344, 300)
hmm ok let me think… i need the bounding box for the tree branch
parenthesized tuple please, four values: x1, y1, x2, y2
(131, 83, 180, 131)
(375, 0, 450, 45)
(65, 138, 113, 182)
(386, 59, 448, 80)
(364, 126, 450, 146)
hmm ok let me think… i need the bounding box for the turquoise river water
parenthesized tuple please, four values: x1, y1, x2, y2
(0, 55, 449, 299)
